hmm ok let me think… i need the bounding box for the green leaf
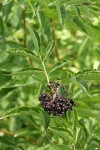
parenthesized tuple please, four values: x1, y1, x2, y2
(76, 70, 100, 81)
(51, 116, 71, 128)
(49, 127, 74, 139)
(3, 0, 13, 5)
(65, 0, 92, 6)
(56, 5, 66, 25)
(0, 70, 11, 89)
(2, 0, 13, 20)
(73, 108, 78, 132)
(11, 67, 43, 75)
(0, 17, 4, 35)
(72, 6, 81, 18)
(56, 5, 62, 24)
(0, 87, 16, 100)
(76, 77, 88, 92)
(84, 134, 95, 149)
(34, 0, 48, 8)
(0, 134, 16, 148)
(42, 111, 50, 131)
(7, 48, 39, 59)
(49, 145, 70, 150)
(25, 0, 35, 16)
(79, 6, 93, 20)
(71, 76, 89, 95)
(77, 108, 95, 118)
(77, 37, 88, 56)
(44, 42, 55, 61)
(76, 126, 83, 142)
(73, 17, 88, 34)
(0, 107, 41, 119)
(0, 68, 43, 76)
(27, 27, 40, 51)
(48, 60, 69, 74)
(79, 72, 100, 81)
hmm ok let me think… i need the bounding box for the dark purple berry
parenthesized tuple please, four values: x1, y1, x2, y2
(39, 81, 76, 117)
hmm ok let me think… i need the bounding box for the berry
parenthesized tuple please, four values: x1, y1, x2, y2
(39, 81, 76, 117)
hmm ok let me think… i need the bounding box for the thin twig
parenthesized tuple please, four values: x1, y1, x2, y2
(0, 129, 14, 136)
(50, 18, 60, 61)
(23, 7, 34, 67)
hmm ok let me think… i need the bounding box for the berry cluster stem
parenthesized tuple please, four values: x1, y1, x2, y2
(41, 61, 49, 84)
(39, 54, 49, 84)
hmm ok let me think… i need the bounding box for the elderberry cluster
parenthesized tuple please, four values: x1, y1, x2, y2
(39, 81, 76, 116)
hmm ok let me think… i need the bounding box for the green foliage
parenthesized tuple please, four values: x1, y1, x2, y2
(0, 0, 100, 149)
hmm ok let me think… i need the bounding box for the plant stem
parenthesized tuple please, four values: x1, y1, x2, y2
(23, 7, 34, 67)
(74, 143, 76, 150)
(41, 60, 49, 84)
(39, 54, 49, 84)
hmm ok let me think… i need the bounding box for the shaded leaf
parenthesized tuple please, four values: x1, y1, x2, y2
(0, 17, 4, 35)
(0, 87, 16, 100)
(0, 134, 16, 148)
(56, 5, 66, 25)
(42, 111, 50, 131)
(73, 108, 78, 132)
(73, 17, 88, 34)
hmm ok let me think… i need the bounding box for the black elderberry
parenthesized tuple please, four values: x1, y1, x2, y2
(39, 81, 76, 117)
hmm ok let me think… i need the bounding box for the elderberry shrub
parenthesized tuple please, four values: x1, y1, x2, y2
(39, 81, 76, 117)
